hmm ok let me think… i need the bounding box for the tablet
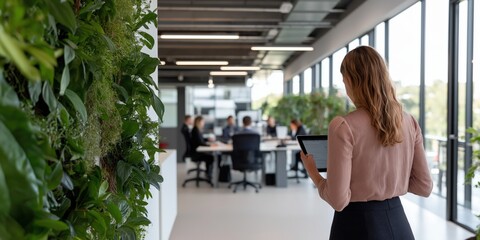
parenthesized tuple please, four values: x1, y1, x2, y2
(296, 135, 328, 172)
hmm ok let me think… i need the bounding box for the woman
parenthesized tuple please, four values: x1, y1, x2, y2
(290, 119, 308, 177)
(300, 46, 432, 240)
(191, 116, 215, 179)
(266, 116, 277, 137)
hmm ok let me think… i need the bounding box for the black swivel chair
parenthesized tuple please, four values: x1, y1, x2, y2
(182, 133, 213, 188)
(288, 152, 307, 183)
(228, 134, 263, 193)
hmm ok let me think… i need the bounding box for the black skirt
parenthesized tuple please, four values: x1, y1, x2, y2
(329, 197, 415, 240)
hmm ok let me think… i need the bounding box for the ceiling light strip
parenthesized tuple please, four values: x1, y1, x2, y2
(210, 71, 248, 76)
(220, 66, 260, 71)
(176, 61, 229, 66)
(251, 46, 314, 51)
(160, 34, 239, 40)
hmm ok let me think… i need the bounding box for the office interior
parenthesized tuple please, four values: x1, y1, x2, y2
(156, 0, 480, 239)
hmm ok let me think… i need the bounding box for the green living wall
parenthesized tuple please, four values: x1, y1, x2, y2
(0, 0, 164, 239)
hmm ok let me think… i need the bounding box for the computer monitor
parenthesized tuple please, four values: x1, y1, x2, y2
(276, 126, 288, 139)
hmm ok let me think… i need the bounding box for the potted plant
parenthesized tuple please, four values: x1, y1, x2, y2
(466, 128, 480, 240)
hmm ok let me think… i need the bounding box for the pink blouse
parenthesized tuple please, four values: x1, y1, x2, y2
(318, 109, 433, 211)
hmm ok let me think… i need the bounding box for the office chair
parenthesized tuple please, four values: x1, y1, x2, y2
(228, 133, 263, 193)
(289, 151, 308, 183)
(182, 154, 214, 187)
(182, 133, 213, 188)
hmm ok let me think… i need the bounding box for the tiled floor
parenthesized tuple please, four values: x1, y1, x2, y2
(170, 163, 474, 240)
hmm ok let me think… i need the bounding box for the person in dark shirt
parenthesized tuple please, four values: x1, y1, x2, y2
(236, 116, 259, 135)
(222, 115, 239, 141)
(191, 116, 215, 178)
(180, 115, 193, 160)
(290, 119, 308, 177)
(266, 116, 277, 137)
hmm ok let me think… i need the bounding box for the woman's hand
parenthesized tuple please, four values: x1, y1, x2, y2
(300, 151, 325, 187)
(300, 151, 317, 172)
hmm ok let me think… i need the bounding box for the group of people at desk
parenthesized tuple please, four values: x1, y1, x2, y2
(180, 114, 310, 183)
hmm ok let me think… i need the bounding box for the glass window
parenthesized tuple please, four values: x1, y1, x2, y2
(292, 75, 300, 95)
(388, 2, 421, 120)
(360, 34, 370, 46)
(375, 22, 386, 60)
(332, 48, 347, 90)
(456, 0, 480, 230)
(321, 58, 330, 92)
(424, 0, 449, 200)
(471, 0, 480, 227)
(348, 39, 360, 51)
(304, 68, 312, 94)
(159, 88, 178, 127)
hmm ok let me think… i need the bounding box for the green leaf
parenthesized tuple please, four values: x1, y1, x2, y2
(138, 31, 155, 49)
(137, 53, 159, 78)
(101, 35, 116, 51)
(64, 89, 87, 122)
(0, 73, 20, 107)
(107, 203, 122, 224)
(0, 27, 41, 81)
(0, 165, 11, 218)
(113, 83, 129, 102)
(25, 46, 57, 70)
(61, 172, 74, 191)
(98, 180, 108, 198)
(117, 226, 136, 240)
(122, 120, 140, 138)
(79, 0, 105, 15)
(58, 105, 70, 128)
(64, 45, 75, 65)
(42, 81, 57, 112)
(134, 11, 157, 31)
(0, 120, 39, 217)
(34, 219, 69, 231)
(59, 65, 70, 95)
(44, 0, 77, 33)
(147, 172, 163, 190)
(40, 62, 54, 84)
(47, 162, 63, 190)
(28, 81, 42, 105)
(88, 210, 107, 236)
(127, 216, 151, 226)
(117, 161, 133, 188)
(151, 90, 164, 122)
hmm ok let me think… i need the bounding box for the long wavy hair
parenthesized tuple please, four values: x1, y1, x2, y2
(340, 46, 403, 146)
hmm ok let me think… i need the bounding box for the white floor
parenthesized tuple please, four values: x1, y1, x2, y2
(170, 163, 474, 240)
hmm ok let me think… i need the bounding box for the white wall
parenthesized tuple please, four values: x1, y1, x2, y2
(284, 0, 418, 81)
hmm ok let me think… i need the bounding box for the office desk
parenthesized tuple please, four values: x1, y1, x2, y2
(197, 141, 300, 187)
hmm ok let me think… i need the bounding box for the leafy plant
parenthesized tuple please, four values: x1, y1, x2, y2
(269, 91, 348, 134)
(466, 128, 480, 239)
(0, 0, 164, 239)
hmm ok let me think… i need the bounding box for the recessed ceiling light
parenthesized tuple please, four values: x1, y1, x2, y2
(159, 61, 165, 65)
(176, 61, 229, 66)
(251, 46, 314, 51)
(220, 66, 260, 71)
(210, 71, 248, 76)
(160, 34, 239, 40)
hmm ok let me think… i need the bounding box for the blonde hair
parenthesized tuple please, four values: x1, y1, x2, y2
(340, 46, 403, 146)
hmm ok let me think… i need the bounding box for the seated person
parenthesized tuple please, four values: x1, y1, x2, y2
(191, 116, 215, 179)
(221, 115, 239, 141)
(289, 119, 308, 177)
(236, 116, 260, 135)
(266, 116, 277, 137)
(180, 115, 193, 159)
